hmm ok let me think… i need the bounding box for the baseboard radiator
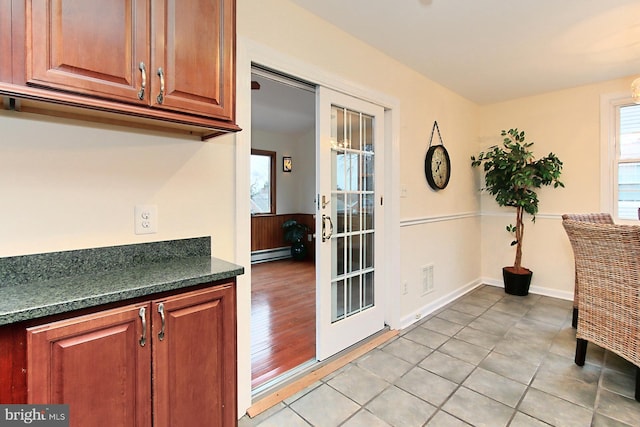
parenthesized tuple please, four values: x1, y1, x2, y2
(251, 247, 291, 264)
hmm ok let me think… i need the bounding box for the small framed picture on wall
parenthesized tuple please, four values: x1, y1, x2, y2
(283, 156, 292, 172)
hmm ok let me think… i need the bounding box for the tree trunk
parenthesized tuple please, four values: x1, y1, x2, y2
(514, 206, 524, 270)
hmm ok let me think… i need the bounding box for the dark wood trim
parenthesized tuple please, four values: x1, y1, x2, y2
(0, 323, 27, 403)
(251, 213, 315, 258)
(0, 84, 241, 139)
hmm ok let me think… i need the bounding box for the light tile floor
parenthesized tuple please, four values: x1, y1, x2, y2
(239, 285, 640, 427)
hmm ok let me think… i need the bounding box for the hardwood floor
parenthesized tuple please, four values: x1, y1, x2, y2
(251, 259, 316, 389)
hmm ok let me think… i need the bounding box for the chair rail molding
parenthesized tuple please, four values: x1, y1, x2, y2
(400, 211, 477, 228)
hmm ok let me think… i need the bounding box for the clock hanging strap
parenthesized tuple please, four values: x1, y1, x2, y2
(428, 121, 445, 148)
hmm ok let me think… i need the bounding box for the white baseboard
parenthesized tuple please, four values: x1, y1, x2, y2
(399, 279, 484, 330)
(480, 276, 573, 301)
(399, 277, 574, 330)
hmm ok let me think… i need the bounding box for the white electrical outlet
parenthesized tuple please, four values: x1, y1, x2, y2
(402, 281, 408, 295)
(135, 205, 158, 234)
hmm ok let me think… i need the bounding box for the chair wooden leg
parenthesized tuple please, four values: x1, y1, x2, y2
(635, 366, 640, 402)
(572, 307, 578, 328)
(575, 338, 587, 366)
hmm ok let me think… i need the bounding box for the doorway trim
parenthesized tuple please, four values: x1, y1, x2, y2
(234, 37, 401, 417)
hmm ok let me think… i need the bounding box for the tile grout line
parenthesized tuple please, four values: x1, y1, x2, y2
(425, 291, 572, 427)
(397, 291, 510, 426)
(243, 288, 639, 427)
(506, 306, 566, 427)
(592, 351, 606, 427)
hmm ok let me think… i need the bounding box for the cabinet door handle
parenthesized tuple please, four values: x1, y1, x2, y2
(138, 62, 147, 100)
(139, 307, 147, 347)
(157, 303, 166, 341)
(156, 67, 165, 104)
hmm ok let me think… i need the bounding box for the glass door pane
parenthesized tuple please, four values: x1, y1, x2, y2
(316, 86, 384, 361)
(330, 106, 375, 322)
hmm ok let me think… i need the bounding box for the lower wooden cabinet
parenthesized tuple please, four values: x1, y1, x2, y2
(26, 283, 236, 427)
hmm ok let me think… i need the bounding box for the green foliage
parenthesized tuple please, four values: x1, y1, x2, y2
(471, 129, 564, 270)
(282, 219, 310, 243)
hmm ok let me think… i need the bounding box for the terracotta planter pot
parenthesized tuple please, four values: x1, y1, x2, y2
(502, 267, 533, 296)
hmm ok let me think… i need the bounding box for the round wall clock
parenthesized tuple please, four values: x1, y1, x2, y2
(425, 144, 451, 190)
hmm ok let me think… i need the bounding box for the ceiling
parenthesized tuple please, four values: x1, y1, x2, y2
(252, 0, 640, 135)
(251, 73, 316, 135)
(290, 0, 640, 105)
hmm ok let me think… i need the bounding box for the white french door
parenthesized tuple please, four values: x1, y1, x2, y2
(316, 87, 385, 360)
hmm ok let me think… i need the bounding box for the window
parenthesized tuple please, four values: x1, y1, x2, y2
(615, 104, 640, 220)
(250, 149, 276, 214)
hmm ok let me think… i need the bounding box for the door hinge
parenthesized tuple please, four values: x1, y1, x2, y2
(380, 196, 383, 206)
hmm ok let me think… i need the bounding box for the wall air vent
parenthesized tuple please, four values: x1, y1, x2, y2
(422, 264, 435, 295)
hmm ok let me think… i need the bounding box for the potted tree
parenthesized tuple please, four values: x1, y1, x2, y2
(282, 219, 311, 261)
(471, 128, 564, 295)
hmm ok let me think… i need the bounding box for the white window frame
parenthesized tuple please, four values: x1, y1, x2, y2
(600, 92, 640, 224)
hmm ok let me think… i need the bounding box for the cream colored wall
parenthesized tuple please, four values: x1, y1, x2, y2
(236, 0, 482, 414)
(0, 0, 481, 419)
(477, 77, 635, 297)
(238, 0, 481, 320)
(6, 0, 628, 418)
(0, 110, 236, 259)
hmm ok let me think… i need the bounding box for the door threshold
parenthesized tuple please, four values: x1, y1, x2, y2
(251, 359, 317, 397)
(246, 328, 398, 418)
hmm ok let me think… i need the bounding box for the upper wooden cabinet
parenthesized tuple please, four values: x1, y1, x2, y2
(28, 0, 151, 106)
(0, 2, 12, 83)
(150, 0, 235, 119)
(1, 0, 238, 138)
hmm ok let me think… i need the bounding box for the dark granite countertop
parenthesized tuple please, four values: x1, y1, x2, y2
(0, 237, 244, 326)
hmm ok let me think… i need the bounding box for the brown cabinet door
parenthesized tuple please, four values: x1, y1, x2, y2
(27, 0, 150, 104)
(26, 303, 152, 427)
(151, 0, 235, 120)
(152, 283, 237, 427)
(0, 1, 11, 82)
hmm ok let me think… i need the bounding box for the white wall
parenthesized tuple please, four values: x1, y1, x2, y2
(294, 129, 316, 215)
(251, 128, 315, 214)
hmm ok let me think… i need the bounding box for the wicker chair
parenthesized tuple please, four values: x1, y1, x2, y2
(561, 219, 640, 401)
(561, 213, 614, 328)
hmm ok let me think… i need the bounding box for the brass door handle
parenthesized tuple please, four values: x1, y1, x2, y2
(322, 195, 330, 209)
